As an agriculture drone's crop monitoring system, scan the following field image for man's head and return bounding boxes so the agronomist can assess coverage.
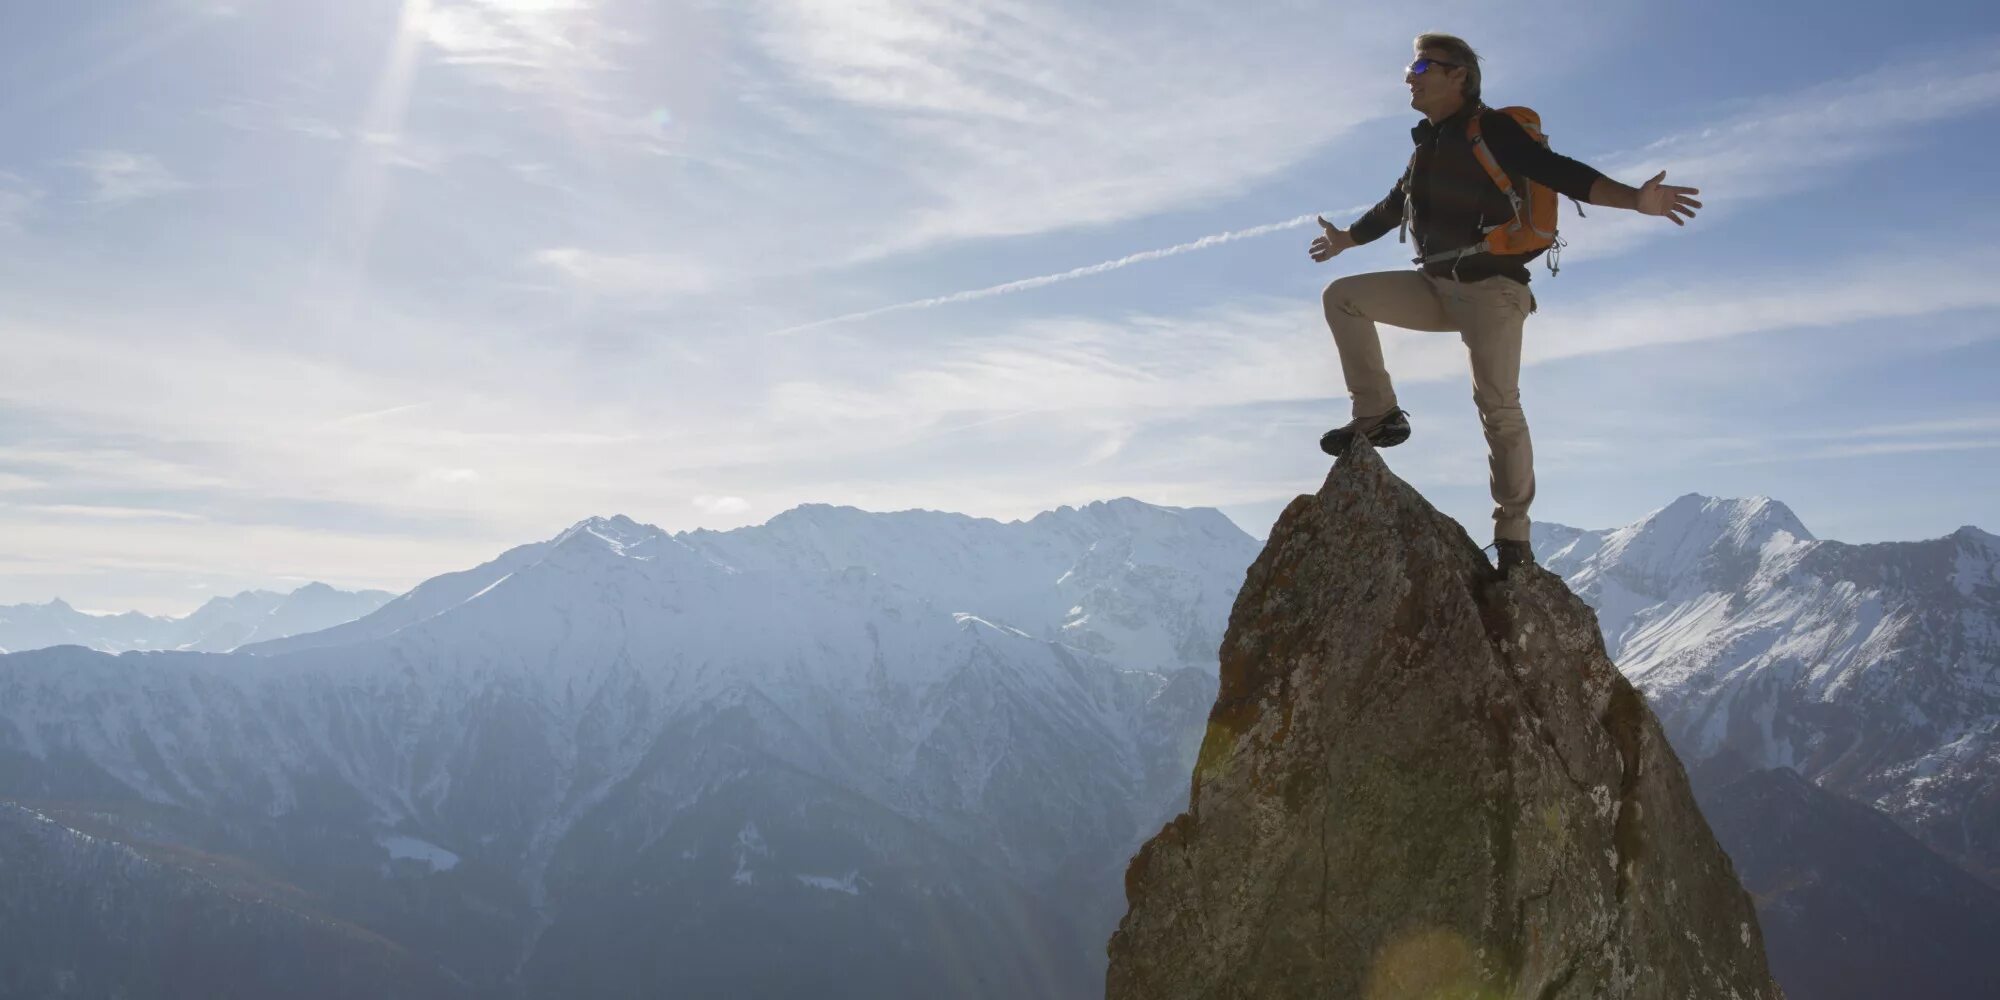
[1407,33,1480,120]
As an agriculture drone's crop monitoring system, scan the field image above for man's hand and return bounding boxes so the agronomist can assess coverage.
[1310,215,1356,262]
[1635,170,1702,225]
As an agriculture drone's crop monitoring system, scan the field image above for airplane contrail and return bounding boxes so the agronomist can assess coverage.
[767,205,1372,337]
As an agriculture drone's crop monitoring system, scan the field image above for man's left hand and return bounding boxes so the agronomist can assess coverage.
[1636,170,1702,225]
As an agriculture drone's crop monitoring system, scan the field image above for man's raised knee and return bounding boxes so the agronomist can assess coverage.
[1323,276,1364,317]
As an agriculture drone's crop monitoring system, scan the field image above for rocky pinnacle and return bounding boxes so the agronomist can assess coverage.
[1106,442,1783,1000]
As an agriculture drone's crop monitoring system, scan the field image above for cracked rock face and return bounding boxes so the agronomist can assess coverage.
[1106,443,1783,1000]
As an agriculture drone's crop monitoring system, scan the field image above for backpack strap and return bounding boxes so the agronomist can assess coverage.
[1415,241,1492,267]
[1465,111,1526,224]
[1395,148,1418,245]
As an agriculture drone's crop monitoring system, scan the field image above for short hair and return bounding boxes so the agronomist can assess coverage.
[1414,33,1481,104]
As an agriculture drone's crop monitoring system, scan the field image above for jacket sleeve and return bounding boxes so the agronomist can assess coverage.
[1347,183,1407,246]
[1478,111,1603,202]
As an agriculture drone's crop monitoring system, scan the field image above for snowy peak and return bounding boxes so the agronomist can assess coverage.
[555,514,670,555]
[1621,493,1814,559]
[1956,525,2000,547]
[1954,527,2000,600]
[544,517,726,585]
[1580,493,1814,601]
[178,590,287,636]
[1032,497,1241,542]
[246,517,725,657]
[762,502,872,527]
[242,583,398,649]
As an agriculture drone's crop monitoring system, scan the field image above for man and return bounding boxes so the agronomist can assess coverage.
[1310,33,1699,575]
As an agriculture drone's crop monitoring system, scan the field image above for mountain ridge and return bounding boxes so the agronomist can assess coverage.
[0,583,395,655]
[1,496,1257,997]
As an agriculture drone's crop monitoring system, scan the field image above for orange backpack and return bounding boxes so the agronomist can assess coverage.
[1467,106,1561,257]
[1401,105,1579,274]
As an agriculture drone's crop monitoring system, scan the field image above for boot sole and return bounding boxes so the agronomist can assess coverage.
[1318,425,1410,456]
[1369,424,1410,448]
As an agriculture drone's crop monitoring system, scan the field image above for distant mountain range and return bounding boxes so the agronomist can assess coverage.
[1,501,1255,998]
[0,492,1993,998]
[0,583,395,654]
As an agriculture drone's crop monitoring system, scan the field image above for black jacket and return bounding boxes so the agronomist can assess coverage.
[1349,103,1604,284]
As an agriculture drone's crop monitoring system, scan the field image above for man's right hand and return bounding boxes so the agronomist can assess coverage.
[1309,215,1355,262]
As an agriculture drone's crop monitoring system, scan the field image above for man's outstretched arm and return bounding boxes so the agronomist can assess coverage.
[1346,184,1407,245]
[1585,172,1702,225]
[1310,184,1404,262]
[1480,112,1702,225]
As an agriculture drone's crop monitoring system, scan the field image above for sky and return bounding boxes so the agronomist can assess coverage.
[2,0,1997,614]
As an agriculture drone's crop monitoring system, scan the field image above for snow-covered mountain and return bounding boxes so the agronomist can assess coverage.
[0,583,395,654]
[8,489,1993,996]
[246,502,1247,675]
[0,500,1257,998]
[1537,494,2000,883]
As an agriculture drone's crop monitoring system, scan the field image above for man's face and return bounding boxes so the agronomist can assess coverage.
[1405,47,1466,113]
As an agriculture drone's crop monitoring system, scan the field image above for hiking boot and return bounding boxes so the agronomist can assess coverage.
[1319,407,1411,456]
[1492,539,1536,575]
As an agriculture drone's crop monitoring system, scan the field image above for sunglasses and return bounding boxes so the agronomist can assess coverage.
[1406,57,1462,75]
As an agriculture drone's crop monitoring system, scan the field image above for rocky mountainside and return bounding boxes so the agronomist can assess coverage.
[0,802,474,1000]
[1697,766,2000,1000]
[0,499,1256,998]
[1537,495,2000,883]
[1108,444,1781,1000]
[0,583,395,654]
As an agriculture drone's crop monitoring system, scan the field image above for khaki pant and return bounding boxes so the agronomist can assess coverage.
[1321,269,1536,543]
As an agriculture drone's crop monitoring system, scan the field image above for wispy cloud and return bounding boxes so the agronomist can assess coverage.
[27,504,208,522]
[1706,414,2000,465]
[770,206,1370,336]
[1525,253,2000,367]
[1792,416,2000,441]
[1717,438,2000,465]
[361,130,451,172]
[0,444,236,494]
[420,0,612,77]
[414,0,652,145]
[1565,42,2000,260]
[206,98,345,140]
[743,0,1414,257]
[693,494,751,515]
[763,247,2000,430]
[328,402,432,427]
[531,246,716,298]
[67,150,188,204]
[777,42,2000,330]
